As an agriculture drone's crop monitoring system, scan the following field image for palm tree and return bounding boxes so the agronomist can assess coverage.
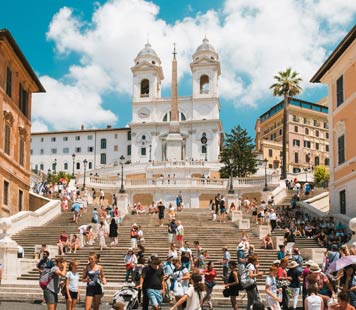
[270,68,302,179]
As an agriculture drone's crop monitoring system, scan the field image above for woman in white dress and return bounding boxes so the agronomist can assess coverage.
[304,285,324,310]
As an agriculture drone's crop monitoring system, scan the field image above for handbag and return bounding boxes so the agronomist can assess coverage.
[223,287,230,297]
[173,280,185,296]
[126,262,134,270]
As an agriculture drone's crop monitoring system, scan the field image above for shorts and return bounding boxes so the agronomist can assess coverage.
[146,288,163,306]
[65,290,78,300]
[220,208,226,214]
[176,235,183,242]
[86,283,103,296]
[159,214,164,219]
[44,288,58,304]
[252,211,257,216]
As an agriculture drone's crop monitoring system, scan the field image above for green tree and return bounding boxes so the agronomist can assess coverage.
[313,165,329,187]
[270,68,302,179]
[47,171,71,184]
[219,125,257,178]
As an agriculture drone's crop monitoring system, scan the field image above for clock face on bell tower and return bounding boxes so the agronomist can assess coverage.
[138,107,150,118]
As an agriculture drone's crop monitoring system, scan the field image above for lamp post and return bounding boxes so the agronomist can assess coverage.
[279,151,284,179]
[228,157,235,194]
[47,169,51,181]
[119,155,126,193]
[204,143,208,161]
[82,159,88,190]
[263,158,269,191]
[149,144,152,162]
[72,153,76,178]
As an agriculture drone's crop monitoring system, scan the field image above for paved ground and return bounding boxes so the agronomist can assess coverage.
[0,302,114,309]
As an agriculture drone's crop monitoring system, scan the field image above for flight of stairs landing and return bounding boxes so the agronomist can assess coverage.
[4,204,315,308]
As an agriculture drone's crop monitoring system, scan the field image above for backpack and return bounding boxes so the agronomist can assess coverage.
[238,263,254,290]
[39,268,54,290]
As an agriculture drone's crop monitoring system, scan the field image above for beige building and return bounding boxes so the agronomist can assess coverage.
[311,24,356,218]
[0,29,45,216]
[255,97,329,174]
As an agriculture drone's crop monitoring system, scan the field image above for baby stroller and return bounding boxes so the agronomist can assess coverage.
[112,283,139,310]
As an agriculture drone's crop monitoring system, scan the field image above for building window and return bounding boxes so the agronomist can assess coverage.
[293,139,300,147]
[294,152,299,163]
[304,141,311,148]
[279,129,282,135]
[41,138,44,142]
[30,149,33,155]
[87,135,93,140]
[76,162,80,170]
[128,131,131,141]
[306,153,310,163]
[313,119,319,127]
[141,148,146,156]
[75,147,81,153]
[326,145,329,152]
[315,130,319,137]
[303,118,307,124]
[326,132,329,139]
[114,145,119,151]
[127,145,131,156]
[200,75,209,94]
[75,136,80,141]
[292,115,298,122]
[340,190,346,214]
[315,156,320,166]
[18,190,23,212]
[19,83,29,117]
[40,149,44,155]
[63,137,68,141]
[64,163,68,170]
[305,128,309,135]
[63,148,69,153]
[268,149,273,157]
[336,75,344,107]
[294,126,298,133]
[324,122,328,129]
[3,180,9,205]
[316,143,320,150]
[6,67,12,97]
[88,162,92,169]
[338,135,345,165]
[101,138,107,149]
[51,137,56,142]
[40,163,44,170]
[51,148,57,154]
[114,134,118,139]
[140,79,149,97]
[4,125,11,155]
[19,140,24,166]
[100,153,106,164]
[88,147,94,152]
[325,158,329,166]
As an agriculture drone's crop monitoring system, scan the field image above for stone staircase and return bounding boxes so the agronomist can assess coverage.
[3,200,321,307]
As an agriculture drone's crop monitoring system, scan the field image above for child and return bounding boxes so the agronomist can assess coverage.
[65,260,80,310]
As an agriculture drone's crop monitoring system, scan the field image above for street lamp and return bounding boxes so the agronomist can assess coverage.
[149,144,152,162]
[47,169,51,181]
[228,157,235,194]
[53,158,57,174]
[204,143,208,161]
[82,159,88,190]
[72,153,76,178]
[119,155,126,193]
[263,158,269,191]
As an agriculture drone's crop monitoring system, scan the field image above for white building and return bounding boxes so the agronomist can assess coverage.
[31,126,131,175]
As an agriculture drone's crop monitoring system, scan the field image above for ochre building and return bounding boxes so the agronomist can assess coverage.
[0,29,45,216]
[311,24,356,218]
[255,97,329,174]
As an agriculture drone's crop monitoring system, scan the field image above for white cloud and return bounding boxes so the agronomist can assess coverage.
[32,76,117,131]
[31,120,49,133]
[32,0,356,128]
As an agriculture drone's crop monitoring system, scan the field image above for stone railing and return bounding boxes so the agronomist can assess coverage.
[8,195,61,236]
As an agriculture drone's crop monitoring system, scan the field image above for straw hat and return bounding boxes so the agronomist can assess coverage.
[287,261,299,269]
[305,260,314,266]
[309,263,321,273]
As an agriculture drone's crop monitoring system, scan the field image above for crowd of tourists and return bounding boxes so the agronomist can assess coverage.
[36,184,356,310]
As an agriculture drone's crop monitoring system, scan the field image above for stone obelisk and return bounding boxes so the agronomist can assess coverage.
[166,44,183,160]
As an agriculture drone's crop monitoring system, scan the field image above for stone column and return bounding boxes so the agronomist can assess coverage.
[0,218,19,281]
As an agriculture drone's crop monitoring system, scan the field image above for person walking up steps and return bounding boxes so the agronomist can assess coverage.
[157,200,166,227]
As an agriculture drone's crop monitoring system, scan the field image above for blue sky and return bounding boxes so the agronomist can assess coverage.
[2,0,356,137]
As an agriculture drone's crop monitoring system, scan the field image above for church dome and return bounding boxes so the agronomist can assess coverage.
[137,42,158,58]
[195,38,216,53]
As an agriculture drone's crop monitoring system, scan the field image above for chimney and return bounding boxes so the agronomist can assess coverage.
[80,124,84,130]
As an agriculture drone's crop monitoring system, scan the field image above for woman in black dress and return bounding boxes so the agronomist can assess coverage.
[109,218,118,246]
[225,261,239,310]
